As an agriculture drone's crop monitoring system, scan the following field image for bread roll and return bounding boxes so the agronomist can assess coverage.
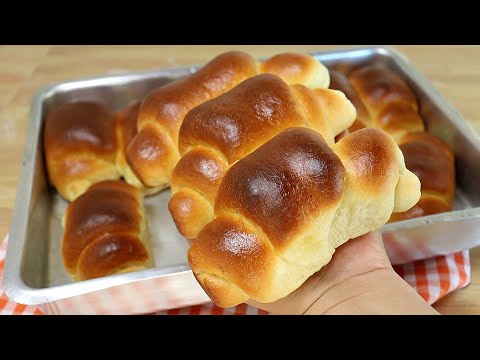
[169,74,356,240]
[188,127,421,307]
[259,52,329,88]
[115,101,160,195]
[43,101,120,201]
[62,180,151,281]
[389,132,455,221]
[347,64,425,141]
[126,51,330,190]
[329,66,455,221]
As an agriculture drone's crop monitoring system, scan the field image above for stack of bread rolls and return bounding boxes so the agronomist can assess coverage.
[168,73,421,307]
[169,74,356,240]
[62,180,150,281]
[125,51,330,191]
[43,51,334,281]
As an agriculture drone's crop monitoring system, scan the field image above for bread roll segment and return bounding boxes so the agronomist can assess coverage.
[188,127,420,307]
[43,101,120,201]
[115,101,160,195]
[62,180,151,281]
[329,70,370,130]
[126,51,331,190]
[330,66,425,141]
[115,101,141,185]
[169,74,356,241]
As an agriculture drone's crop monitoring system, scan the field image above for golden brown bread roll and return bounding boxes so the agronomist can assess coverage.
[115,101,160,195]
[348,65,425,141]
[188,127,421,307]
[389,132,455,221]
[62,180,151,281]
[330,66,425,141]
[126,51,330,190]
[329,66,456,221]
[43,101,120,201]
[169,74,356,240]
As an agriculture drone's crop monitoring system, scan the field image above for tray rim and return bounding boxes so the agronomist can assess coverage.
[4,46,480,305]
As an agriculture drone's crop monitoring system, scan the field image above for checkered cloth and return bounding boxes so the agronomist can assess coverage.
[0,235,471,315]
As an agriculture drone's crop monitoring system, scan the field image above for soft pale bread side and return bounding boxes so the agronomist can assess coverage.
[43,101,120,201]
[169,74,356,240]
[188,127,421,307]
[62,180,151,281]
[126,51,331,190]
[330,67,425,141]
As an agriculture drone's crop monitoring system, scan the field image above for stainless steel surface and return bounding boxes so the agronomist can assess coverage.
[4,47,480,310]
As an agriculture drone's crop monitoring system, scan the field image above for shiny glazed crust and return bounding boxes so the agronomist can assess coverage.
[62,180,151,281]
[188,127,420,307]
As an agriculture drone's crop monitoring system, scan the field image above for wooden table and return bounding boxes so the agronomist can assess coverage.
[0,45,479,314]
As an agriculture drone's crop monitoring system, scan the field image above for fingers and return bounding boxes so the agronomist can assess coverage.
[352,230,384,247]
[242,231,390,315]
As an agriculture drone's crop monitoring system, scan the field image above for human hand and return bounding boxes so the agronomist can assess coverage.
[248,231,439,315]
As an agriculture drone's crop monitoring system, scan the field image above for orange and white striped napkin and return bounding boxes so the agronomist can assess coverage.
[0,235,471,315]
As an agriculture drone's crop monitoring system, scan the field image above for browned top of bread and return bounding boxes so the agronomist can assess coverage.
[62,180,147,280]
[44,101,116,157]
[137,51,257,138]
[329,66,455,224]
[335,127,401,193]
[389,195,452,222]
[171,147,227,201]
[189,213,275,302]
[178,73,355,166]
[348,64,419,113]
[330,66,425,140]
[179,74,303,163]
[43,101,120,201]
[374,102,424,135]
[215,127,345,249]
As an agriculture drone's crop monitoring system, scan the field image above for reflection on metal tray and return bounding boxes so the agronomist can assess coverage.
[4,47,480,314]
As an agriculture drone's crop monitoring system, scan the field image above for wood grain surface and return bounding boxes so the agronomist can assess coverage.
[0,45,479,314]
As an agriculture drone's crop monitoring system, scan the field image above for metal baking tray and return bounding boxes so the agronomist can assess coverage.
[4,47,480,314]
